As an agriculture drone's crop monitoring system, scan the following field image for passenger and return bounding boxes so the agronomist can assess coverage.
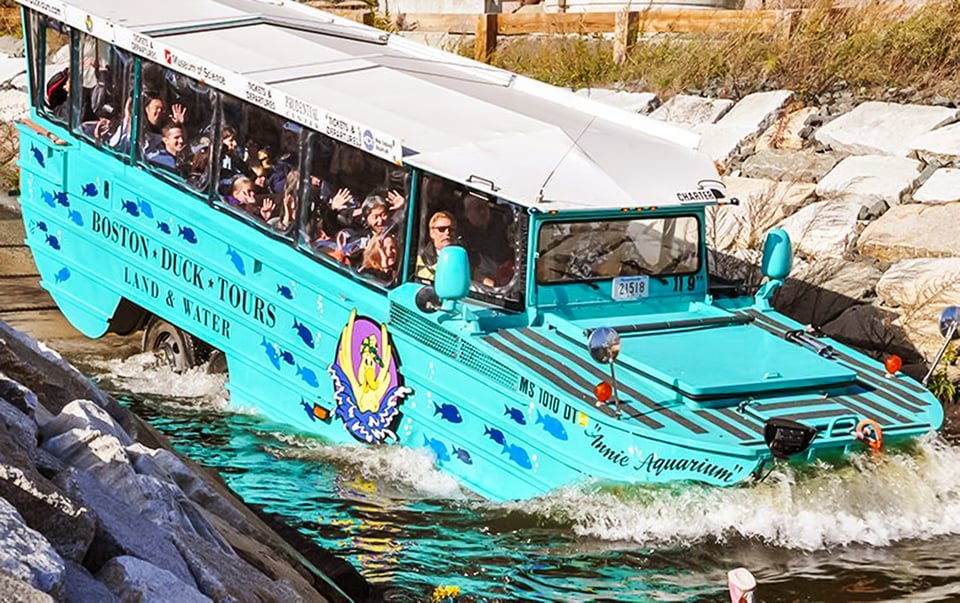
[361,233,399,284]
[268,122,300,195]
[142,95,186,153]
[341,193,390,264]
[267,170,300,236]
[146,123,186,172]
[218,125,252,192]
[461,195,513,287]
[416,210,456,281]
[88,95,132,151]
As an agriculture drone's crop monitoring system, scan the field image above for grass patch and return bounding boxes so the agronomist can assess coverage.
[487,0,960,102]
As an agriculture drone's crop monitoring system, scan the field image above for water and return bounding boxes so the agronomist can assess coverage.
[78,351,960,602]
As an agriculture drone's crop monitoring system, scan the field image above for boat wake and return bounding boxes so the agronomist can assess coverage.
[518,434,960,551]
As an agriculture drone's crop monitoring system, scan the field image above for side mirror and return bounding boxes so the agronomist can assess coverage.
[435,246,470,302]
[587,327,621,364]
[761,228,792,281]
[924,305,960,385]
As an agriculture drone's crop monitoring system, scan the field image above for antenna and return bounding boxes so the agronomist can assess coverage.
[536,116,597,204]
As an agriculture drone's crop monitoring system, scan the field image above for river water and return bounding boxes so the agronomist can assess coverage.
[67,348,960,602]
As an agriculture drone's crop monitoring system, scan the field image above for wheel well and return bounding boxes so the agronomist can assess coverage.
[109,298,149,336]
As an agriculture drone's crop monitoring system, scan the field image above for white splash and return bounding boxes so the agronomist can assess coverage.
[87,352,230,411]
[270,433,465,500]
[519,434,960,551]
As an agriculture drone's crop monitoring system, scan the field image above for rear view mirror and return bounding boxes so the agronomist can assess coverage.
[761,228,792,281]
[435,246,470,302]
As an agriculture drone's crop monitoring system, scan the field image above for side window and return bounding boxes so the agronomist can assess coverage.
[300,134,409,288]
[31,14,71,126]
[136,60,216,193]
[74,32,133,156]
[215,95,301,238]
[414,173,526,310]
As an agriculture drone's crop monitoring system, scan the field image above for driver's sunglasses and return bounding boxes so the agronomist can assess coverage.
[432,224,452,232]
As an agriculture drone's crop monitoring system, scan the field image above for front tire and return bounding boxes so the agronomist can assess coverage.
[141,317,200,373]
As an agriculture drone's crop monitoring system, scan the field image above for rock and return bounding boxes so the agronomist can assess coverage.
[0,35,24,58]
[0,321,139,437]
[0,463,96,563]
[0,395,39,468]
[0,497,65,597]
[777,199,865,259]
[820,304,921,361]
[912,168,960,203]
[815,155,922,207]
[707,177,815,252]
[40,399,134,447]
[707,248,763,285]
[755,106,819,152]
[96,556,211,603]
[0,57,24,87]
[858,203,960,262]
[740,148,840,182]
[0,89,27,123]
[42,427,132,475]
[574,88,659,113]
[814,101,957,156]
[0,568,55,602]
[875,258,960,309]
[775,259,884,327]
[62,559,119,603]
[0,372,40,418]
[908,121,960,165]
[173,531,303,603]
[649,94,733,126]
[52,467,195,587]
[696,90,794,165]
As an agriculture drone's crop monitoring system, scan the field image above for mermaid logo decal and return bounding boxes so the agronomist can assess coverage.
[329,310,411,443]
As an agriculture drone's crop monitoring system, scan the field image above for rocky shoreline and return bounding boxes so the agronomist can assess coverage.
[0,319,373,602]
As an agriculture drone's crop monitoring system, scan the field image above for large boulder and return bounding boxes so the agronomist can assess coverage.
[0,496,65,597]
[775,258,884,327]
[0,463,96,563]
[0,568,55,603]
[740,148,840,183]
[40,400,134,447]
[777,199,865,259]
[62,559,119,603]
[815,101,957,156]
[96,556,210,603]
[52,467,195,586]
[857,203,960,262]
[707,177,815,252]
[815,155,922,208]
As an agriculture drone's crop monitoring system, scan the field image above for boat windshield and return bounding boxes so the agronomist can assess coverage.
[536,215,701,284]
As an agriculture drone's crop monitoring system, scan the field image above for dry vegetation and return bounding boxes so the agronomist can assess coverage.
[485,0,960,103]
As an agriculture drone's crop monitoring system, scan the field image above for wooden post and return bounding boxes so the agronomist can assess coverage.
[613,11,638,66]
[475,13,498,64]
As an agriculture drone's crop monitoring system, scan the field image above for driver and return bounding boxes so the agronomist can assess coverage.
[416,211,455,281]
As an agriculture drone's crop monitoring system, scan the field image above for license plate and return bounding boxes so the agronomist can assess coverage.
[612,276,649,301]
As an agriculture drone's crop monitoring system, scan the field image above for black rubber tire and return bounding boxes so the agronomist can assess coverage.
[141,317,200,373]
[206,349,228,374]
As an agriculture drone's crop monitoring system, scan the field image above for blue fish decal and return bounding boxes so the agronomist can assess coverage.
[53,267,70,284]
[54,191,69,207]
[424,436,450,463]
[138,199,154,218]
[504,405,526,425]
[31,220,48,233]
[279,349,294,366]
[178,226,197,244]
[296,364,319,388]
[121,199,139,216]
[157,221,171,234]
[226,246,245,275]
[30,144,44,167]
[66,209,83,226]
[81,183,98,197]
[260,336,280,370]
[434,402,463,424]
[536,411,568,441]
[452,447,473,465]
[502,443,533,469]
[484,426,506,446]
[44,234,60,250]
[292,319,315,349]
[277,284,293,300]
[40,190,56,208]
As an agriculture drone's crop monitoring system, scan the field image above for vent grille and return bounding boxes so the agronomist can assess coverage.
[390,303,518,390]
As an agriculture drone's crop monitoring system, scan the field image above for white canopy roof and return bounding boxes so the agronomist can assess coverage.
[21,0,725,210]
